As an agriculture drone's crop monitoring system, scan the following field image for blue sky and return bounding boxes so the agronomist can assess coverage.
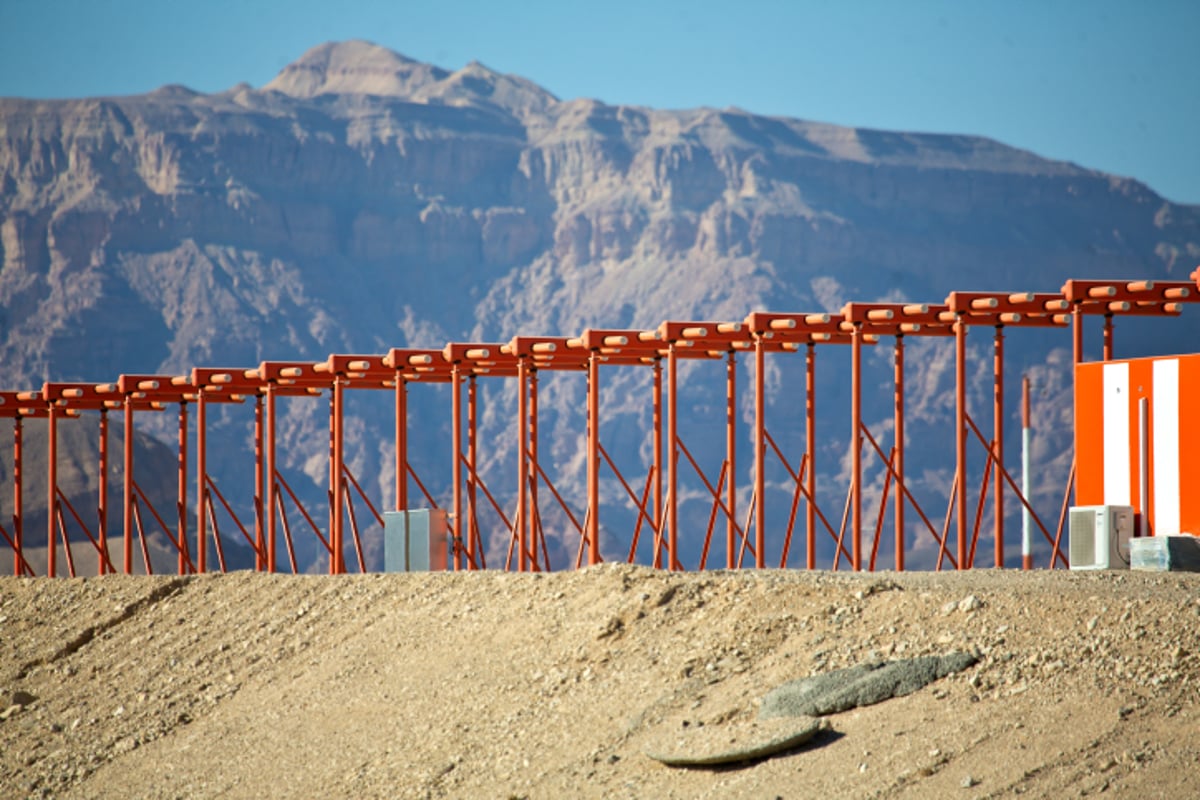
[2,0,1197,204]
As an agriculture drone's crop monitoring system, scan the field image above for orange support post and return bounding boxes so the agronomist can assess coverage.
[123,393,134,574]
[806,342,816,570]
[47,404,57,577]
[1021,375,1033,571]
[652,357,664,568]
[955,316,968,570]
[97,409,109,574]
[177,401,188,575]
[726,351,738,569]
[850,322,863,571]
[394,375,408,512]
[254,394,264,571]
[12,416,24,576]
[666,342,678,570]
[331,374,346,574]
[196,389,207,573]
[894,335,905,572]
[266,383,278,573]
[529,368,541,569]
[1103,313,1114,361]
[517,358,529,571]
[587,351,601,566]
[451,363,463,570]
[993,325,1005,568]
[754,334,766,571]
[467,374,479,568]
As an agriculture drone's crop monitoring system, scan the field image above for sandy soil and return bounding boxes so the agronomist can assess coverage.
[2,565,1199,799]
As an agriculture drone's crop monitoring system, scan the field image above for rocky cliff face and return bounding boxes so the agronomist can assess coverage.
[2,40,1198,571]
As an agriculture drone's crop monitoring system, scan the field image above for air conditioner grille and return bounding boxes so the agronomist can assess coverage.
[1069,508,1097,567]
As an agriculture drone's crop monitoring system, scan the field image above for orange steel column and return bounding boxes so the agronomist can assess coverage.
[726,351,738,569]
[196,389,207,573]
[667,341,678,569]
[123,393,134,574]
[753,334,766,570]
[517,357,529,571]
[394,375,408,512]
[99,408,109,575]
[805,342,817,570]
[587,351,601,566]
[254,394,264,572]
[331,374,346,574]
[177,401,188,575]
[529,369,540,569]
[894,335,905,572]
[850,322,863,571]
[955,316,968,569]
[652,358,663,568]
[467,374,478,569]
[1021,376,1033,570]
[12,416,23,576]
[993,325,1005,569]
[47,404,57,577]
[451,364,463,570]
[1103,313,1114,361]
[266,384,278,572]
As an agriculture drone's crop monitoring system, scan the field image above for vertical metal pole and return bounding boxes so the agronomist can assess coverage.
[1021,376,1032,570]
[123,394,134,575]
[894,335,905,572]
[994,325,1005,569]
[196,390,206,573]
[467,374,478,570]
[177,401,188,575]
[98,408,109,575]
[727,350,738,569]
[12,416,23,576]
[266,384,277,573]
[47,404,57,578]
[587,351,601,566]
[1103,313,1114,362]
[652,358,663,568]
[395,375,408,512]
[331,375,345,574]
[517,358,529,571]
[806,342,816,570]
[955,316,968,570]
[451,364,463,570]
[753,335,766,569]
[254,394,264,572]
[851,323,863,571]
[530,369,541,569]
[667,342,678,569]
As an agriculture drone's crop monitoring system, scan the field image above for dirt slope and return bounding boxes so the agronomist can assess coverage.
[2,565,1199,799]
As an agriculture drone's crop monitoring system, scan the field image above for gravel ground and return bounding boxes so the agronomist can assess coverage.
[2,565,1199,798]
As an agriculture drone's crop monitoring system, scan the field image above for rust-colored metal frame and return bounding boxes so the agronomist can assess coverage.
[4,275,1197,575]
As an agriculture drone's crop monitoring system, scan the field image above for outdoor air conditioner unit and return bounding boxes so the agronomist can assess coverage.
[1069,505,1134,570]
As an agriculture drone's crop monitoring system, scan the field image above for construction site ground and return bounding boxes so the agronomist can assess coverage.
[2,564,1198,798]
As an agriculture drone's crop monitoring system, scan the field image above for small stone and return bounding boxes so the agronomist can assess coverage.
[958,595,982,613]
[961,774,980,788]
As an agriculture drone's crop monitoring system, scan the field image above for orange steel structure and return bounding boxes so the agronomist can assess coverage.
[4,277,1198,577]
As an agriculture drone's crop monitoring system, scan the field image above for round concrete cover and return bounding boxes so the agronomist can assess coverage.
[644,716,823,767]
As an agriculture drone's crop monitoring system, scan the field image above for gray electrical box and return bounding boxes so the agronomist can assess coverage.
[383,509,449,572]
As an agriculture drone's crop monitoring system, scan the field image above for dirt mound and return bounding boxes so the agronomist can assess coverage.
[3,566,1199,798]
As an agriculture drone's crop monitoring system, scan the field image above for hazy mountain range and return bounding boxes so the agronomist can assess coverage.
[2,40,1197,571]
